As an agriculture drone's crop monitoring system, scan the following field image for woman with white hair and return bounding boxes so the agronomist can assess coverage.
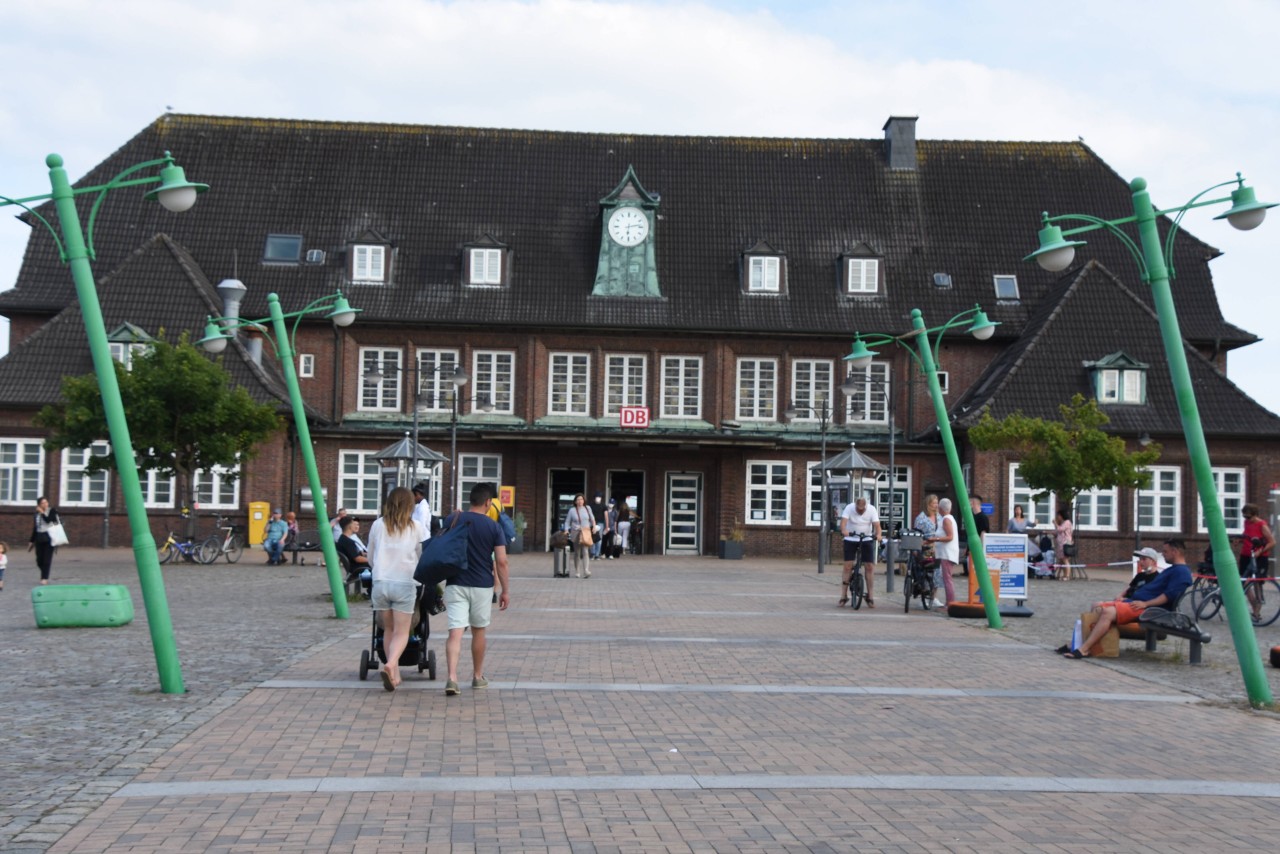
[932,497,960,608]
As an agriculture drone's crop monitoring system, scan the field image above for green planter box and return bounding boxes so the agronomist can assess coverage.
[32,584,134,628]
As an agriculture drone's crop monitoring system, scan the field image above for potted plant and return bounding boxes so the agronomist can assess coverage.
[509,510,527,554]
[718,522,745,560]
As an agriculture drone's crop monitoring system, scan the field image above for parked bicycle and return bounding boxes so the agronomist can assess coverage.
[200,514,245,564]
[1194,573,1280,627]
[158,530,212,565]
[899,529,937,612]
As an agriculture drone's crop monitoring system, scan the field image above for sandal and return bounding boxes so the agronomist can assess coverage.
[1063,649,1089,660]
[865,596,875,608]
[1054,644,1071,655]
[838,596,849,606]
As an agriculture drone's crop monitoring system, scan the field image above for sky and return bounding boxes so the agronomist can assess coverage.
[2,0,1277,409]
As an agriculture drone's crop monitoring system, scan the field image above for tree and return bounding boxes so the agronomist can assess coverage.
[35,333,283,535]
[968,394,1162,514]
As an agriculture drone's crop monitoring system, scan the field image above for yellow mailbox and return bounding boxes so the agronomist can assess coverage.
[248,501,270,546]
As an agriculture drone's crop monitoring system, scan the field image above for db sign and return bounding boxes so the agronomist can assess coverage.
[620,406,650,429]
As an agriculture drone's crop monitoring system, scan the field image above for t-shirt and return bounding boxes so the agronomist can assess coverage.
[411,499,433,540]
[840,502,880,539]
[1127,563,1192,607]
[441,510,505,589]
[972,511,990,537]
[336,534,367,568]
[367,518,427,584]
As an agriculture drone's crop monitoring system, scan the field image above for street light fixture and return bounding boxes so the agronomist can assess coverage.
[849,305,1004,629]
[1025,172,1276,706]
[784,394,832,574]
[840,369,897,593]
[0,151,209,694]
[199,290,359,620]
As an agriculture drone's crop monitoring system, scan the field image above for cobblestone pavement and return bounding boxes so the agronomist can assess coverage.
[1,548,1277,852]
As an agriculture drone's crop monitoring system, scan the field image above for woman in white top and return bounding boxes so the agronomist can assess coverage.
[366,486,428,691]
[932,498,960,607]
[562,493,594,578]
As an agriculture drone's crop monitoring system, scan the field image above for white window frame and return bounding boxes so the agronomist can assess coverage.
[60,443,111,507]
[0,439,44,505]
[993,274,1020,300]
[806,461,824,527]
[108,342,148,371]
[193,464,240,510]
[1008,463,1055,530]
[935,371,950,395]
[736,357,777,421]
[791,360,834,422]
[298,353,315,378]
[605,354,646,415]
[457,454,502,510]
[417,349,461,413]
[352,244,386,283]
[1076,485,1118,531]
[874,464,911,531]
[140,468,175,509]
[469,248,502,285]
[473,350,515,415]
[847,258,880,294]
[746,460,791,525]
[549,352,591,416]
[339,450,383,513]
[844,361,890,425]
[661,356,702,419]
[1199,467,1246,535]
[1099,368,1145,404]
[359,348,402,412]
[747,256,781,292]
[1136,465,1181,533]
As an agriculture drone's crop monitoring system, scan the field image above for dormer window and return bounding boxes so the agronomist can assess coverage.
[842,243,882,295]
[465,235,509,286]
[348,229,392,284]
[993,274,1020,300]
[741,241,786,295]
[1086,352,1148,405]
[106,323,154,371]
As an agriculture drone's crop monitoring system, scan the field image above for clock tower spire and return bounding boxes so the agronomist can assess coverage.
[593,165,661,298]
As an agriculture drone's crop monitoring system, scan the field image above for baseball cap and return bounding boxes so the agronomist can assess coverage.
[1133,547,1168,568]
[272,508,282,515]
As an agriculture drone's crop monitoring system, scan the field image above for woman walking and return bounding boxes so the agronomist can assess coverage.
[28,496,60,585]
[1053,508,1074,580]
[563,493,594,578]
[366,486,428,691]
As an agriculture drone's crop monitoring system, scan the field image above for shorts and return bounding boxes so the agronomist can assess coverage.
[446,584,494,630]
[843,538,875,564]
[1239,554,1271,578]
[1096,599,1142,625]
[371,579,418,614]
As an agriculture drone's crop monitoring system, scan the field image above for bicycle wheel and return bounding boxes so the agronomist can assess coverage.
[1195,589,1223,622]
[849,570,864,610]
[225,534,243,564]
[903,557,916,612]
[1248,579,1280,627]
[1187,577,1215,618]
[196,535,221,564]
[158,542,176,565]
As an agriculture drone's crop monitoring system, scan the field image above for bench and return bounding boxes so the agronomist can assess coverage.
[288,530,325,564]
[1117,608,1211,665]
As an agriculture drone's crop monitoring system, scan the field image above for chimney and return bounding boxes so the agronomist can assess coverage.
[883,116,918,170]
[216,278,247,325]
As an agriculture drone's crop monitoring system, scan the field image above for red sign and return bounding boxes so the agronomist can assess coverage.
[620,406,650,429]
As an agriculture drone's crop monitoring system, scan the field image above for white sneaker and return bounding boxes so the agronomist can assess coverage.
[931,599,946,609]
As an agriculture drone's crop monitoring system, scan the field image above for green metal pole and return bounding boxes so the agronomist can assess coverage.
[911,309,1002,629]
[267,294,349,619]
[47,153,185,693]
[1130,178,1271,705]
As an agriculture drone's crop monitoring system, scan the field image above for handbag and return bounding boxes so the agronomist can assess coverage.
[579,525,594,546]
[1062,543,1077,558]
[46,522,69,548]
[414,515,472,586]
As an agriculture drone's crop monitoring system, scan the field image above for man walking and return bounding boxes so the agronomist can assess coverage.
[443,483,510,696]
[411,482,433,541]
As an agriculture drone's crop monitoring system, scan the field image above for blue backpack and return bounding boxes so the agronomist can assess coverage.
[497,509,517,544]
[414,514,471,586]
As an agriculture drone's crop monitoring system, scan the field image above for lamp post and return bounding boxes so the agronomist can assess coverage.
[841,371,897,593]
[200,291,359,620]
[1,152,208,694]
[785,394,832,574]
[848,304,1003,629]
[1026,173,1275,706]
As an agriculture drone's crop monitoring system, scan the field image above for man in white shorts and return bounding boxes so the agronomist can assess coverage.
[839,496,882,608]
[441,482,509,696]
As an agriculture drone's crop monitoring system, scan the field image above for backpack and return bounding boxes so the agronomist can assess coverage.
[497,509,517,544]
[414,514,472,586]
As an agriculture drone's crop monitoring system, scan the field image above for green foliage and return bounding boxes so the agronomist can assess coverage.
[35,332,283,490]
[968,394,1162,508]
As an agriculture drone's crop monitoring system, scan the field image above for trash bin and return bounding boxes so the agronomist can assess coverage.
[248,501,270,546]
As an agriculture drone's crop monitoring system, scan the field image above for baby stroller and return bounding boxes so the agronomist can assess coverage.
[358,576,440,682]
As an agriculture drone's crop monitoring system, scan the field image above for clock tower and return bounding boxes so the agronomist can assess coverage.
[593,166,661,297]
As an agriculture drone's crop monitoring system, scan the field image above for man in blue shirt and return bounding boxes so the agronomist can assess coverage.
[441,482,509,695]
[1064,539,1193,659]
[263,508,289,565]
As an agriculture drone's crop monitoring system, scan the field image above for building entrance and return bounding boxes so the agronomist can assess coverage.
[547,469,587,549]
[665,472,702,555]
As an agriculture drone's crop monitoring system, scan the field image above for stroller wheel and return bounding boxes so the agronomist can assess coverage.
[427,649,437,680]
[359,649,371,681]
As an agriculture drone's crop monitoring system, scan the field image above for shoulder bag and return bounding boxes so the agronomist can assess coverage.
[414,514,472,586]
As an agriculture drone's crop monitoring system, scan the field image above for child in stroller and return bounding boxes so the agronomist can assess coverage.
[359,577,443,682]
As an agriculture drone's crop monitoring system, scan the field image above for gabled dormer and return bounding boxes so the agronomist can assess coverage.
[348,228,393,285]
[839,242,883,297]
[741,240,787,295]
[106,322,154,370]
[1085,351,1149,405]
[464,233,510,287]
[592,165,661,298]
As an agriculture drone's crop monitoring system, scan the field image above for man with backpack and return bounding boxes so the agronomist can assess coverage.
[440,482,509,696]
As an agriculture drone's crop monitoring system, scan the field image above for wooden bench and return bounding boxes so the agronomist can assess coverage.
[1117,608,1211,664]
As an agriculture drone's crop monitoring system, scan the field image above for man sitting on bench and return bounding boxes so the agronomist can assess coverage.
[336,515,370,576]
[1061,539,1193,659]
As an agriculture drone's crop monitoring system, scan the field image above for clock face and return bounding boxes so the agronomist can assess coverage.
[608,207,650,247]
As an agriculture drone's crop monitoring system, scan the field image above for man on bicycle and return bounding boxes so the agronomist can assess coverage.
[839,496,881,608]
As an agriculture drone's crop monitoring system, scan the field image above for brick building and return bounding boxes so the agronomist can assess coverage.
[0,113,1276,561]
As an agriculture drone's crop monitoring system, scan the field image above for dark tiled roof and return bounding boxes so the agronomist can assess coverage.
[0,233,305,414]
[0,115,1253,348]
[951,260,1280,438]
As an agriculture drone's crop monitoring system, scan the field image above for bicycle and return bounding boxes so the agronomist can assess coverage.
[158,530,213,565]
[842,532,878,610]
[899,530,936,613]
[200,514,244,564]
[1194,573,1280,627]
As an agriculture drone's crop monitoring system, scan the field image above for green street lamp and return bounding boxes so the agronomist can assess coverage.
[199,290,359,619]
[848,305,1003,629]
[0,152,208,694]
[1026,173,1276,707]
